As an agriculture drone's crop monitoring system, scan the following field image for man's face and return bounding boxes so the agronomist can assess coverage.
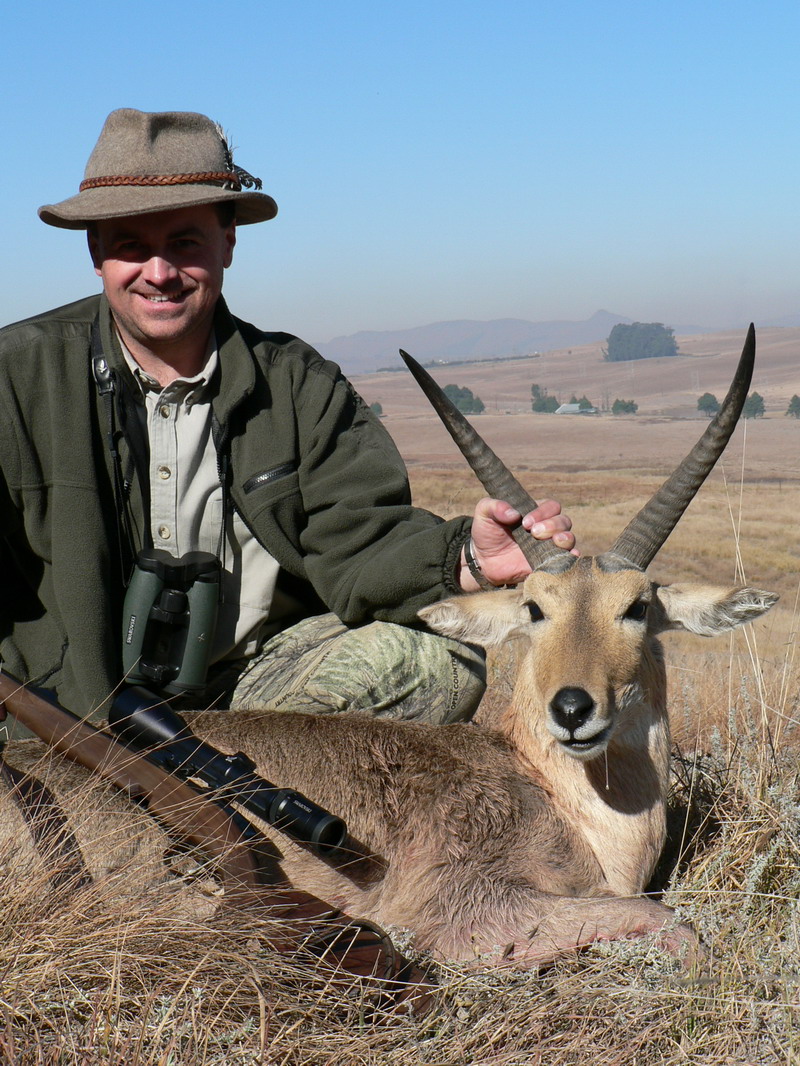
[89,204,236,362]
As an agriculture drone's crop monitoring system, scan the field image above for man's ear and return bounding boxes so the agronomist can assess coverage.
[223,223,236,269]
[87,229,102,275]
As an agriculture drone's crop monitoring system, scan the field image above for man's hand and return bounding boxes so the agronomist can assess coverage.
[458,498,577,592]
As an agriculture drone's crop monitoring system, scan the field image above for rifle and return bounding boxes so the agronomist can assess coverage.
[0,671,431,1012]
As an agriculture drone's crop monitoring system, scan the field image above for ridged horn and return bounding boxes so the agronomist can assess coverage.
[400,350,574,573]
[599,324,755,572]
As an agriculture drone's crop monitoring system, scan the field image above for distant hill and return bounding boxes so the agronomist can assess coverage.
[316,311,635,374]
[315,311,723,374]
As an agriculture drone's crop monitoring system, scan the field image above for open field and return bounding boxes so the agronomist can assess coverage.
[353,326,800,422]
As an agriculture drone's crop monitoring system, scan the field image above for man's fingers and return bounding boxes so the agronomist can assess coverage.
[552,529,577,550]
[521,498,569,528]
[473,497,521,524]
[527,517,572,537]
[524,497,562,523]
[472,496,577,553]
[524,504,576,552]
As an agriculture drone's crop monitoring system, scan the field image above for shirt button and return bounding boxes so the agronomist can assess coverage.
[157,465,172,480]
[159,404,171,418]
[157,525,171,540]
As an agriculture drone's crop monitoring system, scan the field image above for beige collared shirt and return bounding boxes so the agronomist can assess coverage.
[122,340,288,662]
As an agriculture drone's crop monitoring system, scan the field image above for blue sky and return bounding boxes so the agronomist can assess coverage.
[2,0,798,343]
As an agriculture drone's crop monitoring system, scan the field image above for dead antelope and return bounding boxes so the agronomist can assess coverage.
[0,327,776,968]
[171,325,776,964]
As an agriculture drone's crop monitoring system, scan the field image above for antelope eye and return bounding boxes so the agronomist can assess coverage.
[527,602,544,623]
[624,600,648,622]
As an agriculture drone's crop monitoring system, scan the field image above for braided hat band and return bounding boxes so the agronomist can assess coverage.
[80,172,239,191]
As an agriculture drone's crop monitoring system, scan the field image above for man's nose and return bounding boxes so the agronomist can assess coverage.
[142,256,180,285]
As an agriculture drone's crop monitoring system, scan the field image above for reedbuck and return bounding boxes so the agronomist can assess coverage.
[0,327,776,968]
[185,325,775,964]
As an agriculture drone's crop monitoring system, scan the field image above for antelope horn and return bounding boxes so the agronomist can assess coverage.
[400,350,574,573]
[599,324,755,572]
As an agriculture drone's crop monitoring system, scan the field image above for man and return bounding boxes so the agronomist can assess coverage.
[0,109,573,721]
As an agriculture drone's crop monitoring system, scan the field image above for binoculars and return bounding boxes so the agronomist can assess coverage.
[122,549,220,695]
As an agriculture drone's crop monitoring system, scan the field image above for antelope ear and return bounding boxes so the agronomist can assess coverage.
[654,584,778,636]
[419,589,528,647]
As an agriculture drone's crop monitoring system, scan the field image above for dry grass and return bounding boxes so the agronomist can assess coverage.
[1,468,798,1064]
[2,708,799,1065]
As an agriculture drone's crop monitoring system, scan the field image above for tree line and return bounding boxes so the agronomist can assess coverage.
[371,379,800,422]
[369,387,486,417]
[531,384,637,415]
[698,392,800,419]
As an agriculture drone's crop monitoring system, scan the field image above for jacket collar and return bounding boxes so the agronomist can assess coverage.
[211,296,258,424]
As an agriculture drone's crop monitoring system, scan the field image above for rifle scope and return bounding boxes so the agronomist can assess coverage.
[108,687,347,855]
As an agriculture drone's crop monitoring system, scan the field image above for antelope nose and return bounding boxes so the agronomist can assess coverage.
[550,687,595,733]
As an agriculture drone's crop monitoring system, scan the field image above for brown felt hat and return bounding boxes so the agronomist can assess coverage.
[38,108,278,229]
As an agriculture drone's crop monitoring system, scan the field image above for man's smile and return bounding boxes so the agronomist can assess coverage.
[135,289,192,305]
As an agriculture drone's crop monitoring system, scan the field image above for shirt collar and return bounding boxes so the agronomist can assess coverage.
[119,333,219,403]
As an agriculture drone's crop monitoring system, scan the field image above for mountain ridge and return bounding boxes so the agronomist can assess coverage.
[315,310,719,373]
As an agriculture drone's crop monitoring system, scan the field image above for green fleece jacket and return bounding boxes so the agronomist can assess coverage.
[0,294,471,715]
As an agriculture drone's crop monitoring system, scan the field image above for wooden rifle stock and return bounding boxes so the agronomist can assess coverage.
[0,671,432,1011]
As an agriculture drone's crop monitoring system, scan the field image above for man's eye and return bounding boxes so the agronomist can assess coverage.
[527,602,544,623]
